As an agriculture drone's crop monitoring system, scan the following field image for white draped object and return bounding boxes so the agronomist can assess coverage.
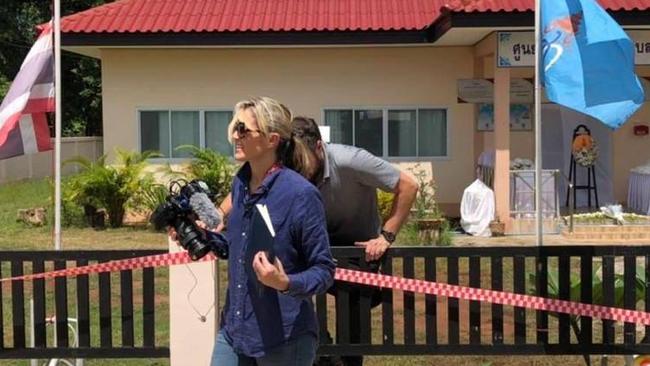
[461,179,495,237]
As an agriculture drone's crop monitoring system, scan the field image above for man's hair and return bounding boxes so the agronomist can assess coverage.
[292,116,322,152]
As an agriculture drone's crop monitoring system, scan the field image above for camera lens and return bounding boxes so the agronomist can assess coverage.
[176,219,211,261]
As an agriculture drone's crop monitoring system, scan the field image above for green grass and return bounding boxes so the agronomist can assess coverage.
[0,178,170,366]
[0,178,53,240]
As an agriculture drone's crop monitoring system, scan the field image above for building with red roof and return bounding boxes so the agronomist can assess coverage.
[60,0,650,244]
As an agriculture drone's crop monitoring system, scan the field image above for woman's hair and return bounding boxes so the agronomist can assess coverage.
[227,96,315,177]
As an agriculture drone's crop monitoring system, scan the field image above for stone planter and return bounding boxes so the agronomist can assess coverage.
[489,220,505,237]
[414,218,445,245]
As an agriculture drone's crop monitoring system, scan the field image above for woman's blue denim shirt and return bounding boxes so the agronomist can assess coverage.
[220,163,335,357]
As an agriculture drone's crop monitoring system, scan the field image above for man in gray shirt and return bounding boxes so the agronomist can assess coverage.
[292,117,417,366]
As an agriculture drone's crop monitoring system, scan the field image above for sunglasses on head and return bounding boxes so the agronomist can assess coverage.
[234,121,261,138]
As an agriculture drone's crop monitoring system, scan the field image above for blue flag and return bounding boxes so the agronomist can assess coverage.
[541,0,645,129]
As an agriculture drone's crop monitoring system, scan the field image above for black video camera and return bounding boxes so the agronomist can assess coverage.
[150,179,228,261]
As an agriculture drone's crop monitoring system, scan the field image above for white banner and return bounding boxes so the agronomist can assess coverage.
[497,30,650,67]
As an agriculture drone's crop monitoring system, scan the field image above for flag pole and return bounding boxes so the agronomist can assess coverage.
[534,0,543,247]
[53,0,62,250]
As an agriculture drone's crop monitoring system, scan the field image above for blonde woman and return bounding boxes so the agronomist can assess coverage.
[211,97,335,366]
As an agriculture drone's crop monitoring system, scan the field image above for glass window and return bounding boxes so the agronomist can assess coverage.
[324,110,353,145]
[323,107,448,158]
[418,109,447,157]
[140,111,170,157]
[388,110,416,157]
[354,109,383,156]
[205,111,233,156]
[170,111,200,158]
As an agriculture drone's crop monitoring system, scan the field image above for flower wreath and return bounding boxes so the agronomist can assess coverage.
[572,134,598,167]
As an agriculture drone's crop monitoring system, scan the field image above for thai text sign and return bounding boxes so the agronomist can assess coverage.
[497,30,650,67]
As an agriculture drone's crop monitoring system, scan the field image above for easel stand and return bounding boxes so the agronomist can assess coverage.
[565,124,599,209]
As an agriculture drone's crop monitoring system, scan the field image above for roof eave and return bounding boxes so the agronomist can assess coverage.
[61,29,432,48]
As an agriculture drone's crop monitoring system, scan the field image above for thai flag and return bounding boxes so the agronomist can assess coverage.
[0,22,54,160]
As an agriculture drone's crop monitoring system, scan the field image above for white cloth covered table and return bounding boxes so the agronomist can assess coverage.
[510,170,559,218]
[461,179,495,237]
[627,171,650,215]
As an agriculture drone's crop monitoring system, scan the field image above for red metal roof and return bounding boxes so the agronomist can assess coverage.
[60,0,650,34]
[60,0,443,33]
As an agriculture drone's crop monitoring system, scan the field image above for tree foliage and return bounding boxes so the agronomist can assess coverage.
[0,0,106,136]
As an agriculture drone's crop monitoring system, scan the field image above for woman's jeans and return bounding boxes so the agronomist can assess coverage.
[211,330,318,366]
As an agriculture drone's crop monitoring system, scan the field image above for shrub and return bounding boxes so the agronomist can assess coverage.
[171,146,235,203]
[64,149,160,228]
[61,180,87,227]
[377,190,394,223]
[407,163,441,219]
[437,220,453,246]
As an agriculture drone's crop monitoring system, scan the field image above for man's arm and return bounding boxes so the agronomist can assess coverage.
[355,171,418,261]
[383,171,418,235]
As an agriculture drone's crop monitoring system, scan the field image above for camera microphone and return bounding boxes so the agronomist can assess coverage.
[189,192,222,230]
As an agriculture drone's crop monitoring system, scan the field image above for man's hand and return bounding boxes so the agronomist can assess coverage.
[354,235,390,262]
[252,252,290,292]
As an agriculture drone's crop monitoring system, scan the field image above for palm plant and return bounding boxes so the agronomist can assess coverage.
[64,149,160,228]
[167,145,235,203]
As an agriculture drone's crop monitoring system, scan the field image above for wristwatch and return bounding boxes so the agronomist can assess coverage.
[381,229,396,245]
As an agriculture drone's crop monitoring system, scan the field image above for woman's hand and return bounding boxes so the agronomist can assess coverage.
[252,252,290,292]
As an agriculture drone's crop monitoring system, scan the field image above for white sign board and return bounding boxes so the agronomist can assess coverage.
[497,30,650,67]
[497,32,535,68]
[628,30,650,65]
[457,78,534,103]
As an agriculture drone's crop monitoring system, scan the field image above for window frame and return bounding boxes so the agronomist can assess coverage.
[321,105,451,161]
[137,107,234,162]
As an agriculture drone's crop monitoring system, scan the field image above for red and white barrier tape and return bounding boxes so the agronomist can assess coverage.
[335,268,650,326]
[0,251,214,282]
[2,251,650,326]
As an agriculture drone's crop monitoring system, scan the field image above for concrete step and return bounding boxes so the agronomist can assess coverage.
[567,225,650,233]
[509,218,559,235]
[562,225,650,242]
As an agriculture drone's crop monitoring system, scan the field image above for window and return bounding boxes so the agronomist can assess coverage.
[324,107,448,158]
[139,109,233,158]
[205,111,233,156]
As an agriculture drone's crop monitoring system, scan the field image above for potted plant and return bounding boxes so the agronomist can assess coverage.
[489,218,505,237]
[408,164,445,245]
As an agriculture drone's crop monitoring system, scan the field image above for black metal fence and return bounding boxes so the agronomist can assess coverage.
[0,250,168,359]
[1,246,649,360]
[317,246,650,356]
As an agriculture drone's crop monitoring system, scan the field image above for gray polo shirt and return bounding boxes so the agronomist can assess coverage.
[317,143,400,246]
